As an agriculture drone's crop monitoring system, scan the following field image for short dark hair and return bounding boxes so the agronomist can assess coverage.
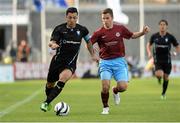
[102,8,113,18]
[159,19,168,25]
[66,7,78,15]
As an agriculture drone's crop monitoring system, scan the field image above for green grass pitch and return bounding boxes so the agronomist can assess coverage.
[0,77,180,122]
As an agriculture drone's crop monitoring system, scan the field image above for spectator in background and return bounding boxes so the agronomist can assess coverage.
[10,42,17,62]
[17,40,30,62]
[0,49,3,63]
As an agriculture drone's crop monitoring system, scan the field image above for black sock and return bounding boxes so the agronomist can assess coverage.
[45,81,65,104]
[162,80,169,95]
[45,84,54,96]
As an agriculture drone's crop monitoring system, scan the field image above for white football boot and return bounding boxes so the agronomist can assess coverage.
[101,107,109,115]
[112,87,120,105]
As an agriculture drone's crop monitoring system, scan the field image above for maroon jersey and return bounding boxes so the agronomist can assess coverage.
[91,23,133,59]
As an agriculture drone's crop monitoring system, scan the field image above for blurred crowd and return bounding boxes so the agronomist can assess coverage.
[0,40,31,64]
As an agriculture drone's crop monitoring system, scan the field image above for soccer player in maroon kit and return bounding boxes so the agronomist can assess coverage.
[91,8,149,114]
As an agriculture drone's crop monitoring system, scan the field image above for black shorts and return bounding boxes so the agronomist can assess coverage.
[154,62,172,75]
[47,56,76,83]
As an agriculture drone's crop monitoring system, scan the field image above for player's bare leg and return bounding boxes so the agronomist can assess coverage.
[155,70,163,84]
[112,82,128,105]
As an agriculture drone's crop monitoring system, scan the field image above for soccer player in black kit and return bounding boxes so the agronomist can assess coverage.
[40,7,98,112]
[147,19,180,99]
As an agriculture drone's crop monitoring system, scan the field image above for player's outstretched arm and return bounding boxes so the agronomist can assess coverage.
[131,25,150,39]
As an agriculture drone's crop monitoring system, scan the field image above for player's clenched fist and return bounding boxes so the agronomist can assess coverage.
[48,41,60,50]
[143,25,150,34]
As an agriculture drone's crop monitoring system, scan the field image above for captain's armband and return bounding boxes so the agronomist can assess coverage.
[83,35,91,43]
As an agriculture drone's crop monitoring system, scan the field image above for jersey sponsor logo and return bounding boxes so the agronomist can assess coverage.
[105,41,118,46]
[156,44,168,48]
[67,41,80,44]
[63,40,80,44]
[116,32,120,37]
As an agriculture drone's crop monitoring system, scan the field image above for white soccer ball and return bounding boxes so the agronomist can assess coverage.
[54,102,70,116]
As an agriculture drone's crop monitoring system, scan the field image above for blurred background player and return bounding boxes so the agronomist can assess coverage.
[40,7,98,112]
[91,8,149,114]
[144,57,155,76]
[146,19,180,99]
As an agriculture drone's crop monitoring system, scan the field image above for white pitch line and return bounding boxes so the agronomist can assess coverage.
[0,89,42,118]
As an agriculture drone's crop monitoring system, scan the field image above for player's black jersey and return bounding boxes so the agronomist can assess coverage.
[50,23,89,65]
[149,32,179,63]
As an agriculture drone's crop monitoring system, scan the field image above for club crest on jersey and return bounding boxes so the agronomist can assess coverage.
[116,32,120,37]
[165,38,168,42]
[76,31,80,36]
